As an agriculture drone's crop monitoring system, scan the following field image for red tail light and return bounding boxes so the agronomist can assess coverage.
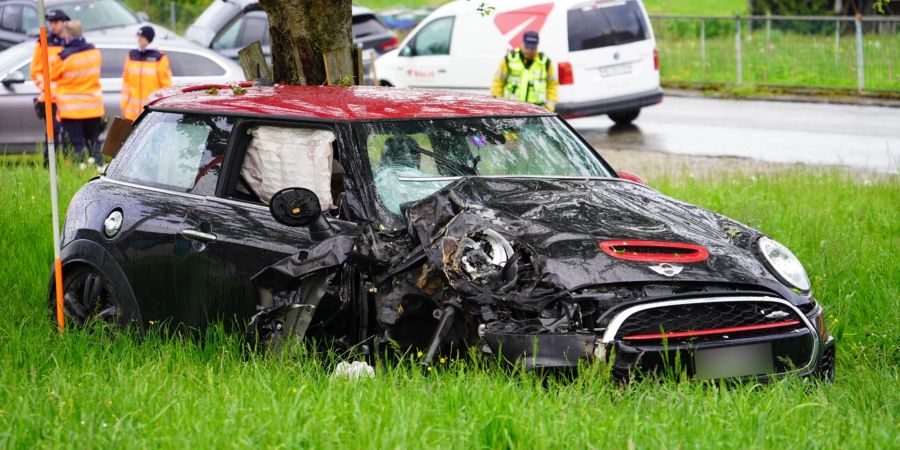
[379,36,399,52]
[653,47,659,71]
[558,62,574,85]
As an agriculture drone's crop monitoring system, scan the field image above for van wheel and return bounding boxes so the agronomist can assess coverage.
[609,109,640,125]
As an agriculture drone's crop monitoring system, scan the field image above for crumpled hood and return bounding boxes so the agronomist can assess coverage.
[406,177,780,292]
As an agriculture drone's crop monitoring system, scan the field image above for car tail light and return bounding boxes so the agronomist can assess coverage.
[653,48,659,71]
[558,62,574,85]
[379,36,399,52]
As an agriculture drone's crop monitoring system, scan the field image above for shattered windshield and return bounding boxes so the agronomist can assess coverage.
[356,116,612,214]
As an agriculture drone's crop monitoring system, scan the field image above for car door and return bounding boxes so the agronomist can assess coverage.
[0,53,43,152]
[393,16,455,89]
[102,111,236,329]
[180,120,344,327]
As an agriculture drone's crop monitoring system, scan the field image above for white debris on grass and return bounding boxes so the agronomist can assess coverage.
[331,361,375,380]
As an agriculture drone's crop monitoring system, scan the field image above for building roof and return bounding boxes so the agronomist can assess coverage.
[146,84,551,121]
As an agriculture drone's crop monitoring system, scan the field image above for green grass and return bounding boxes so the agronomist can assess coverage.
[1,158,898,448]
[653,20,900,92]
[643,0,747,15]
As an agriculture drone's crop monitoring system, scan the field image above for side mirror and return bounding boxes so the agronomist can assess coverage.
[2,71,25,88]
[136,11,150,22]
[618,171,647,185]
[399,46,413,57]
[269,187,335,241]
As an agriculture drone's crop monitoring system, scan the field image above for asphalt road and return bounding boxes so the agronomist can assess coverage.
[571,96,900,174]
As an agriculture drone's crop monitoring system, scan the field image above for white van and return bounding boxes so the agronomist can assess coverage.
[374,0,663,124]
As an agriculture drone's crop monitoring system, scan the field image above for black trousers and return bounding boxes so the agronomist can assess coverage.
[34,101,60,165]
[61,118,103,166]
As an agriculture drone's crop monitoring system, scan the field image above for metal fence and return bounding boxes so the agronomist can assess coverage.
[651,15,900,92]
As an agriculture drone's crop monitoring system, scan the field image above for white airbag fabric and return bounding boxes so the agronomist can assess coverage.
[241,126,335,210]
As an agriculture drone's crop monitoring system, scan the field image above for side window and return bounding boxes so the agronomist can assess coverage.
[411,17,454,56]
[167,51,226,76]
[22,6,37,33]
[100,48,128,78]
[240,15,269,48]
[212,15,243,50]
[0,5,22,32]
[106,112,235,195]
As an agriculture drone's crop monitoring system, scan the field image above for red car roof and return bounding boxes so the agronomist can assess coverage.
[146,84,551,120]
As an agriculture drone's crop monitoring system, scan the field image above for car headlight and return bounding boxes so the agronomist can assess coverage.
[455,229,513,283]
[757,236,810,291]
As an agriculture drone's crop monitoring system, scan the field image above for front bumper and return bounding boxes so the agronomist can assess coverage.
[483,295,835,381]
[556,87,664,119]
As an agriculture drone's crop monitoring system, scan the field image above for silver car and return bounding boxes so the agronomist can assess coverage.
[0,37,244,153]
[0,0,177,51]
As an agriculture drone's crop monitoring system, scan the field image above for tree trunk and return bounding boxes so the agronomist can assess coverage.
[258,0,353,85]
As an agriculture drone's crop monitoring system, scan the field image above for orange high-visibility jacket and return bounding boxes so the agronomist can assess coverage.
[121,49,173,121]
[30,34,65,102]
[50,38,104,120]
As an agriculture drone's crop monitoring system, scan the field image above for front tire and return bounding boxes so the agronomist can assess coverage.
[49,265,124,329]
[609,109,641,125]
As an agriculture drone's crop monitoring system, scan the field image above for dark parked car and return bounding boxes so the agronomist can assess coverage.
[0,0,175,51]
[52,83,835,381]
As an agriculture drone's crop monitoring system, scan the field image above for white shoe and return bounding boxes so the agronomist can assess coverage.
[87,157,96,165]
[78,162,87,170]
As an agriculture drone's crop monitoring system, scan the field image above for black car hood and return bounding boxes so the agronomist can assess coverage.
[405,177,779,292]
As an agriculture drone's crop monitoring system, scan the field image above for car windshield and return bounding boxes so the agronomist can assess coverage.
[58,0,138,31]
[357,116,612,214]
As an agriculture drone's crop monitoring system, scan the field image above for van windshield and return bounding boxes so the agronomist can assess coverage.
[568,0,649,52]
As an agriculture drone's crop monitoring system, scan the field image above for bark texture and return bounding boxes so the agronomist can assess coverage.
[258,0,353,85]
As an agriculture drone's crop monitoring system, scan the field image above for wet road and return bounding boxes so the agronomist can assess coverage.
[571,96,900,173]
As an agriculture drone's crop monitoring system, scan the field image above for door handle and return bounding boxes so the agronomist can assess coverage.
[437,69,447,73]
[182,228,217,242]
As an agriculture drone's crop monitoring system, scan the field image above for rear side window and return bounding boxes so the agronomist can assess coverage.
[168,51,226,76]
[568,0,648,52]
[106,112,235,195]
[352,14,388,39]
[100,48,128,78]
[22,6,37,33]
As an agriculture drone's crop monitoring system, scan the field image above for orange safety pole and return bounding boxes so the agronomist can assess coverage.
[37,0,65,333]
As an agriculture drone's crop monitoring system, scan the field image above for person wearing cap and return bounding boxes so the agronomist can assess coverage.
[120,26,172,121]
[50,20,104,169]
[491,31,558,112]
[30,9,69,167]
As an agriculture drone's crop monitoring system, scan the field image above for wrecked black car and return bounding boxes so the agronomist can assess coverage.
[52,84,835,381]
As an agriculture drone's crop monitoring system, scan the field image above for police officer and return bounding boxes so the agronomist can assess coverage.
[31,9,69,167]
[491,31,559,112]
[121,26,172,121]
[50,20,104,170]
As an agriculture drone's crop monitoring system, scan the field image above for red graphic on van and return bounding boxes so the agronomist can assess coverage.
[493,3,555,48]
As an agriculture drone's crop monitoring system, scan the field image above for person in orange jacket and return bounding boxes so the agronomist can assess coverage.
[50,20,105,169]
[30,9,69,167]
[121,26,172,121]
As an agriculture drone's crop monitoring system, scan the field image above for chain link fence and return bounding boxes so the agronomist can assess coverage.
[651,15,900,93]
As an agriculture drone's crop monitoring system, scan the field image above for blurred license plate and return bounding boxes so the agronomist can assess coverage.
[598,63,632,77]
[695,343,774,380]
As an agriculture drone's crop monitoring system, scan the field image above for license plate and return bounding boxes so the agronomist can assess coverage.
[694,343,774,380]
[598,63,632,77]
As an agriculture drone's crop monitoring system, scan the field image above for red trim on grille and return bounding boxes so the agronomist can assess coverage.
[598,240,709,263]
[623,320,801,341]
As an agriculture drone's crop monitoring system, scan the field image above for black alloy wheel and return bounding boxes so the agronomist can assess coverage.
[53,266,121,328]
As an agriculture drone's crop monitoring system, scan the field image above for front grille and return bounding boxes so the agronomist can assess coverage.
[615,300,804,342]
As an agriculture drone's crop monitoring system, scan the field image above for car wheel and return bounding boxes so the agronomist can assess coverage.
[608,109,641,125]
[50,265,123,329]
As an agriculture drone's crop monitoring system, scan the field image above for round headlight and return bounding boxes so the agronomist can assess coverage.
[757,236,810,291]
[455,229,513,283]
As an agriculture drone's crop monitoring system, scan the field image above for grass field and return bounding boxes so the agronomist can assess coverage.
[1,157,898,448]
